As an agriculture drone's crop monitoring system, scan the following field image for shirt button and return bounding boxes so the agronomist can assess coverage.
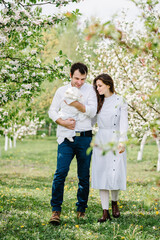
[113,169,115,171]
[114,160,116,162]
[114,124,116,126]
[115,115,117,117]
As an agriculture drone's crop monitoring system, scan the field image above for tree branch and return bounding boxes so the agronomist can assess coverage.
[21,1,54,7]
[1,0,8,7]
[113,48,160,116]
[113,48,138,90]
[0,55,56,72]
[147,103,160,115]
[128,103,147,122]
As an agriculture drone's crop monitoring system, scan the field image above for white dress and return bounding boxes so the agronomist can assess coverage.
[91,93,128,190]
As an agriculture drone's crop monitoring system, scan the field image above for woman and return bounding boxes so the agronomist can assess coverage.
[91,73,128,223]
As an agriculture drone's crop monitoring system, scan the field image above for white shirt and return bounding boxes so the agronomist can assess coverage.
[48,82,97,132]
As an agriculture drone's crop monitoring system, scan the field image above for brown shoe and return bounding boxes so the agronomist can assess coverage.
[77,211,85,219]
[112,201,120,218]
[49,211,61,225]
[98,209,111,223]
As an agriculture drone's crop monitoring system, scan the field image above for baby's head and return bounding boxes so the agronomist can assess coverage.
[65,87,82,101]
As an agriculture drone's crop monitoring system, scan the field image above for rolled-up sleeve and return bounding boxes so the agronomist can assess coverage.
[119,99,128,143]
[48,88,61,122]
[85,87,97,118]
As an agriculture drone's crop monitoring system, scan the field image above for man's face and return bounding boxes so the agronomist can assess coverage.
[70,69,87,89]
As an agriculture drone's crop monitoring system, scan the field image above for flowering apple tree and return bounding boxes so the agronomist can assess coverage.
[0,0,81,147]
[80,0,160,170]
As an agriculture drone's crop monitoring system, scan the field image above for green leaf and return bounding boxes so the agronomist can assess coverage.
[86,147,92,155]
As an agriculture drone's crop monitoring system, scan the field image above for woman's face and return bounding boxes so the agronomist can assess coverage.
[96,79,110,95]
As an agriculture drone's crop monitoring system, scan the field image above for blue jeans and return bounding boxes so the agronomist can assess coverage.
[51,136,92,212]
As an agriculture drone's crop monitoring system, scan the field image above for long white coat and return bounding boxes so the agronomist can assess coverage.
[91,94,128,190]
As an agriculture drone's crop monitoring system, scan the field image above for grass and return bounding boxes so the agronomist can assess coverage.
[0,136,159,240]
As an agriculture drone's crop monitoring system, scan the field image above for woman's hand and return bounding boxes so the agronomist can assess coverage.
[118,142,125,154]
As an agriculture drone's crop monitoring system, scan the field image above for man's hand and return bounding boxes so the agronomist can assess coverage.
[118,143,125,154]
[64,100,86,113]
[56,118,76,130]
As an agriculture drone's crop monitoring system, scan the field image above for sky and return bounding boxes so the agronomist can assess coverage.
[42,0,140,23]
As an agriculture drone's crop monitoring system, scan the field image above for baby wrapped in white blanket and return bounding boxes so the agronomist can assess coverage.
[57,87,85,144]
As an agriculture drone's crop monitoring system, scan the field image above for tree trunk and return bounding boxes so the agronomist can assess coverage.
[9,138,12,148]
[13,136,16,148]
[48,123,52,136]
[156,138,160,172]
[5,134,8,151]
[137,132,148,161]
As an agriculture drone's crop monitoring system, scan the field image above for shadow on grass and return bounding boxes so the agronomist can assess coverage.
[1,195,159,240]
[0,174,52,189]
[86,199,159,237]
[0,211,67,240]
[0,174,78,192]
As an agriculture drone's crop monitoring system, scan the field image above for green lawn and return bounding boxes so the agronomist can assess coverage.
[0,137,159,240]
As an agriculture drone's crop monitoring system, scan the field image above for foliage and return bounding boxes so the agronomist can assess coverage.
[81,0,160,140]
[31,16,101,126]
[0,137,159,239]
[0,0,81,137]
[31,78,63,131]
[42,18,83,64]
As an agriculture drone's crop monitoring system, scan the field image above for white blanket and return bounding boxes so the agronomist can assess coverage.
[57,87,86,144]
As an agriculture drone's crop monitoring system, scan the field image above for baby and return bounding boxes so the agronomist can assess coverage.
[57,86,85,144]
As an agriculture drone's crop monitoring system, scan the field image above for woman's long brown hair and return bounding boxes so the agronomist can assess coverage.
[93,73,115,113]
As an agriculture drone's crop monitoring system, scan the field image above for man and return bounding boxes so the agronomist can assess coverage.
[48,62,97,225]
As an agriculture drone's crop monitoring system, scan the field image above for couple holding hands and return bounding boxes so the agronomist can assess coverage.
[48,62,128,225]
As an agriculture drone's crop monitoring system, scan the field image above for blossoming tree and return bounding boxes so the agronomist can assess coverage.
[0,0,80,148]
[80,0,160,170]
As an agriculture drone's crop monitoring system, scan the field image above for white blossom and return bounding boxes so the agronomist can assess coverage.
[31,50,37,55]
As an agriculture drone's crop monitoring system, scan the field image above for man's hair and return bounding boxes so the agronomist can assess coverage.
[70,62,88,77]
